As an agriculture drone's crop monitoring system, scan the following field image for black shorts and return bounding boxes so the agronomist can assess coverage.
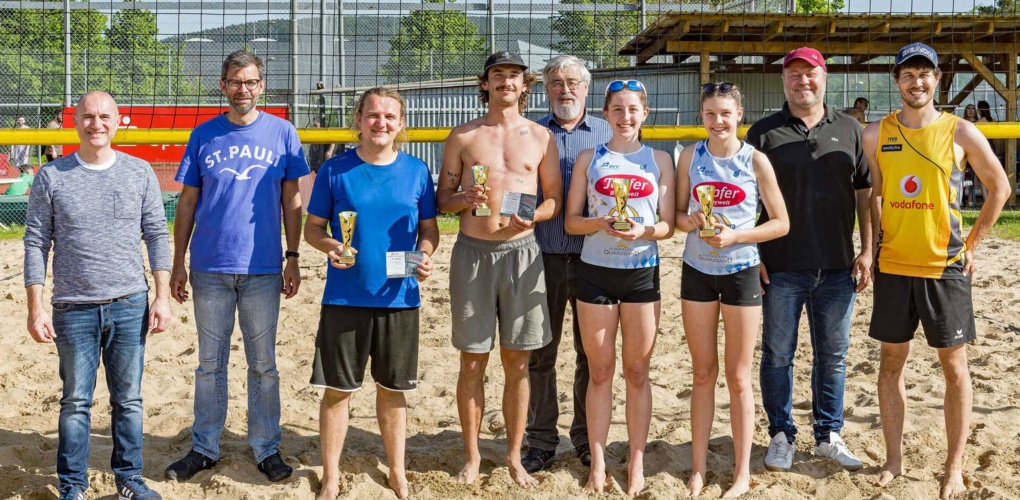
[868,270,976,348]
[680,261,762,306]
[310,305,419,392]
[576,261,660,304]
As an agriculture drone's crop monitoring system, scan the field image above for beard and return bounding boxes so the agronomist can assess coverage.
[902,89,933,110]
[230,98,257,115]
[553,98,583,121]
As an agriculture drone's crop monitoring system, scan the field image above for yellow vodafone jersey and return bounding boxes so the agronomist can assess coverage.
[875,111,965,279]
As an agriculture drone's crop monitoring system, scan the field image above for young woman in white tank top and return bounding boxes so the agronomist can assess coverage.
[564,80,675,496]
[674,83,789,497]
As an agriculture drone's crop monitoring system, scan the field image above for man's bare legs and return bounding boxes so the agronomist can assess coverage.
[719,304,759,498]
[578,301,620,494]
[619,301,659,497]
[937,344,972,499]
[876,342,910,487]
[501,348,538,488]
[377,388,409,499]
[456,352,489,485]
[317,389,352,500]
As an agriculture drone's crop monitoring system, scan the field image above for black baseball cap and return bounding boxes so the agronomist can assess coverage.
[483,51,528,73]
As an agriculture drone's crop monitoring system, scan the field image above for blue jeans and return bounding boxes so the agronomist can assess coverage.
[53,291,150,490]
[759,269,854,445]
[189,271,283,463]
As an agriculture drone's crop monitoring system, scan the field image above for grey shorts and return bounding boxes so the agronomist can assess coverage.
[450,232,552,353]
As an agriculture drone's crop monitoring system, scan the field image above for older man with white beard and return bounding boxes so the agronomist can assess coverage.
[522,55,611,474]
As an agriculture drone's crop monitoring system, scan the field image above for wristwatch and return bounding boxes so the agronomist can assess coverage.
[284,250,300,260]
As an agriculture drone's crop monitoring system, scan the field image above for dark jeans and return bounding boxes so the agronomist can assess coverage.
[759,269,855,445]
[525,253,589,452]
[53,291,150,490]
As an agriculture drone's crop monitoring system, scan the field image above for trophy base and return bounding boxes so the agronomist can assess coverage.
[337,255,356,265]
[473,206,492,217]
[699,228,718,238]
[613,221,632,231]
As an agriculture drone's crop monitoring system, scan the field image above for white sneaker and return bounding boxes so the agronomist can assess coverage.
[765,432,795,471]
[814,432,864,471]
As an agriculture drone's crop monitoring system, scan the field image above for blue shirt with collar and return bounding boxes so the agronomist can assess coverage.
[535,112,612,255]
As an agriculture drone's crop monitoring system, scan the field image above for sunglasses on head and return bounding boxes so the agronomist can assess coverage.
[702,82,736,95]
[605,80,645,94]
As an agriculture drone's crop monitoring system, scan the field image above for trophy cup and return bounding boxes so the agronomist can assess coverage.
[338,211,357,265]
[470,165,492,216]
[695,185,717,237]
[611,178,633,231]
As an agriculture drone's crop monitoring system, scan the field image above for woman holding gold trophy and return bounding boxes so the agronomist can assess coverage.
[563,80,675,496]
[303,87,440,500]
[674,82,789,497]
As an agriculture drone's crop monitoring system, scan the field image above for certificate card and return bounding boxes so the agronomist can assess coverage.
[499,192,537,221]
[385,251,424,278]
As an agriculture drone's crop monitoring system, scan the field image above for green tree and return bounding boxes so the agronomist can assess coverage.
[796,0,846,12]
[972,0,1018,14]
[382,0,487,83]
[551,0,641,69]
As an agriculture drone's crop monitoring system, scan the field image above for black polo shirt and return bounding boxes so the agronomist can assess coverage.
[745,103,871,273]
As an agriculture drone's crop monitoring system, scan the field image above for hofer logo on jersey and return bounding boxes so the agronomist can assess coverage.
[899,175,922,198]
[692,182,746,207]
[595,175,655,198]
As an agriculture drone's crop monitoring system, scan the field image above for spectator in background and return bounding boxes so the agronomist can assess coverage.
[45,111,64,163]
[307,119,335,174]
[962,104,978,123]
[961,105,980,206]
[844,97,869,124]
[4,163,34,196]
[976,100,1005,201]
[10,115,30,172]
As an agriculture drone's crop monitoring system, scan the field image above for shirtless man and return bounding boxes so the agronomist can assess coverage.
[437,51,562,489]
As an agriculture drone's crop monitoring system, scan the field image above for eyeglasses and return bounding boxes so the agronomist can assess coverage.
[549,79,584,91]
[605,80,645,94]
[702,82,736,95]
[224,79,262,90]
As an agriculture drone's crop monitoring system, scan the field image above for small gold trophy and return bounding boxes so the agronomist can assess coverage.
[338,211,357,265]
[611,178,633,231]
[470,165,492,217]
[695,185,717,237]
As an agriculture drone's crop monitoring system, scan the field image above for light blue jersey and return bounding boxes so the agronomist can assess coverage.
[581,144,660,269]
[683,140,760,275]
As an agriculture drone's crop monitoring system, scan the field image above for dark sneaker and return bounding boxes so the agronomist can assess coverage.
[58,485,86,500]
[576,444,592,467]
[165,450,217,481]
[116,475,162,500]
[257,453,293,482]
[521,447,556,474]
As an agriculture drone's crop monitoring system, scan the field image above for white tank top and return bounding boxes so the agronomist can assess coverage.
[581,144,660,269]
[683,140,760,275]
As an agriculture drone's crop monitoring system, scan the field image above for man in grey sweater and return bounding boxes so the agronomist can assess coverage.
[24,91,172,500]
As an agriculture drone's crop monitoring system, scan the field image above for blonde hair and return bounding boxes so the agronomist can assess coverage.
[350,87,408,150]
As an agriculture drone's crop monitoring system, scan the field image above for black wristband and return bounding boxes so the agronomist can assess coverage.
[285,250,300,259]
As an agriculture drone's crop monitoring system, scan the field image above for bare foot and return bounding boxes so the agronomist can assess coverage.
[315,480,341,500]
[582,467,607,494]
[940,469,966,499]
[686,471,706,497]
[625,471,644,497]
[506,459,539,489]
[387,470,409,499]
[456,459,480,485]
[876,462,902,488]
[722,474,750,498]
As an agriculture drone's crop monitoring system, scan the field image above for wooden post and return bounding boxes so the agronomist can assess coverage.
[700,50,710,88]
[1007,50,1018,207]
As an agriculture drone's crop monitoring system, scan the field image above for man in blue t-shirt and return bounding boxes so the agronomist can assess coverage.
[165,50,309,484]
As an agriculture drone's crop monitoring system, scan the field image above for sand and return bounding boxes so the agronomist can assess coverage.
[2,233,1019,499]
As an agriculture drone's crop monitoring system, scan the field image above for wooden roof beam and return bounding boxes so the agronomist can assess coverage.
[764,20,784,42]
[665,40,1008,56]
[948,74,983,106]
[713,19,730,41]
[973,21,995,42]
[960,52,1009,98]
[636,20,690,64]
[911,22,942,43]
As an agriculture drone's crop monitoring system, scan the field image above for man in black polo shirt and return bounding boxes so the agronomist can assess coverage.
[745,47,872,473]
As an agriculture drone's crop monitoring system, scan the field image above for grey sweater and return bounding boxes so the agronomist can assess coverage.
[24,153,172,303]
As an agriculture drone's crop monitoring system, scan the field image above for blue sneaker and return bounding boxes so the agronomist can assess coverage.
[116,476,162,500]
[58,485,86,500]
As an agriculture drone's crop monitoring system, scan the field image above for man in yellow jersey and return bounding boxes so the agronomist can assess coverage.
[862,42,1009,499]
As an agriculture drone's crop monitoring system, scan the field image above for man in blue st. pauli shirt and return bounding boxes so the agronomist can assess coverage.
[165,50,310,484]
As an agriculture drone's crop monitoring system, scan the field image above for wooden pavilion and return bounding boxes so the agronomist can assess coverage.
[620,12,1020,204]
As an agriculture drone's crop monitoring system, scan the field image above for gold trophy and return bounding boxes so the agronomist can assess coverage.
[338,211,357,265]
[695,185,717,237]
[611,178,633,231]
[470,165,491,216]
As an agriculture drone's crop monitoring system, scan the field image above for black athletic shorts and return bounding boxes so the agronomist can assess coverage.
[309,305,419,392]
[576,261,660,304]
[868,270,976,348]
[680,261,762,306]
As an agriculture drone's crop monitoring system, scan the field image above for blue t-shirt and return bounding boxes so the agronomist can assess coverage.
[307,149,437,308]
[175,112,310,274]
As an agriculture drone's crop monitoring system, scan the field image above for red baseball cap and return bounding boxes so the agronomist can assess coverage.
[783,47,826,70]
